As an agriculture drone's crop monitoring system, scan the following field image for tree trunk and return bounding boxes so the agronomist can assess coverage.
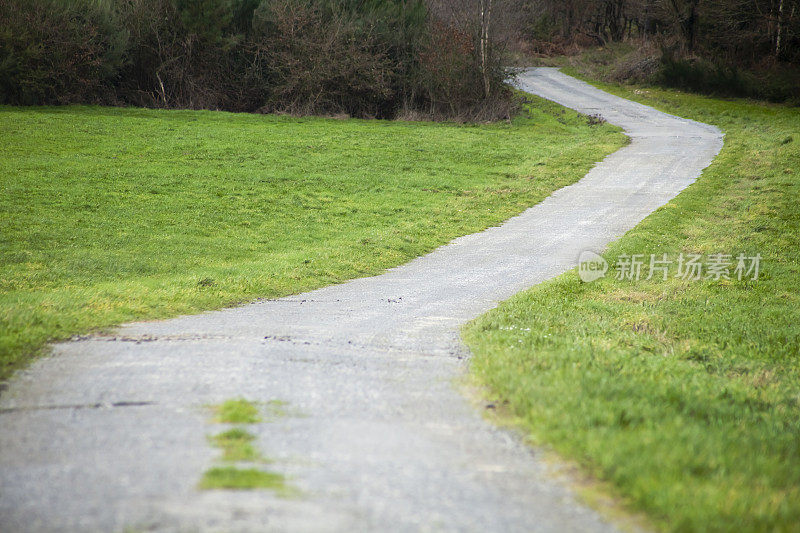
[686,0,698,52]
[776,0,785,57]
[479,0,492,99]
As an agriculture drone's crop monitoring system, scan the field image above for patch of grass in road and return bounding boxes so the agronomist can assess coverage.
[0,99,625,381]
[203,398,296,494]
[212,398,261,424]
[199,466,292,493]
[464,83,800,530]
[209,428,262,463]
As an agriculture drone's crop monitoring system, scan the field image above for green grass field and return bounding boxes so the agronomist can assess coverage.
[0,99,624,382]
[464,82,800,530]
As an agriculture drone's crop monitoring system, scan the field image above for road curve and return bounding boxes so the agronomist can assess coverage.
[0,69,722,532]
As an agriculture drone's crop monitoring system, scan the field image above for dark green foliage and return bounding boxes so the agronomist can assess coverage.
[248,0,397,117]
[658,50,800,104]
[0,0,512,119]
[0,0,127,105]
[175,0,233,42]
[230,0,261,35]
[658,52,753,97]
[516,0,800,104]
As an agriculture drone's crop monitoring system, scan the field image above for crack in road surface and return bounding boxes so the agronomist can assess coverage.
[0,69,722,532]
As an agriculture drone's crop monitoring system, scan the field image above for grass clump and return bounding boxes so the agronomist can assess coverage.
[199,467,291,493]
[465,82,800,530]
[0,100,624,382]
[209,428,262,463]
[212,399,261,424]
[203,398,297,494]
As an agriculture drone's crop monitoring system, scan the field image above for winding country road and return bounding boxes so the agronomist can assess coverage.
[0,69,723,532]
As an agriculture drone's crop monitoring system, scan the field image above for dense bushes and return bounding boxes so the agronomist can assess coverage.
[0,0,514,119]
[514,0,800,104]
[569,42,800,104]
[248,0,405,117]
[657,50,800,104]
[0,0,126,105]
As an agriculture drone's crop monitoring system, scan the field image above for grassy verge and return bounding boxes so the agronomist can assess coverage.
[464,80,800,530]
[0,100,624,381]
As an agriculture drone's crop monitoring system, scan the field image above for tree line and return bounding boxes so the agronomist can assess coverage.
[516,0,799,101]
[0,0,514,119]
[527,0,798,59]
[2,0,796,114]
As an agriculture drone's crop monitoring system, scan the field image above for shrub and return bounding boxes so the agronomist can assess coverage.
[114,0,248,110]
[658,51,753,97]
[247,0,397,117]
[657,49,800,104]
[0,0,126,105]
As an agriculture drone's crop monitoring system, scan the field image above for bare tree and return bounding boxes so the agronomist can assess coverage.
[776,0,785,56]
[480,0,493,97]
[428,0,521,97]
